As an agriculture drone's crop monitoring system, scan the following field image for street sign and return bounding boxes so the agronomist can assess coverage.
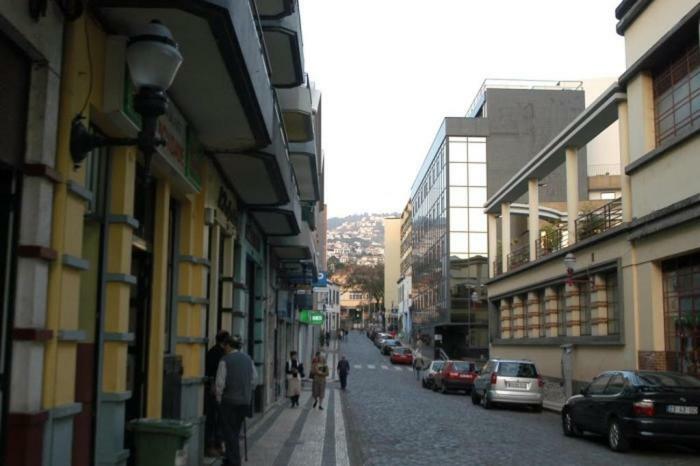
[299,310,325,325]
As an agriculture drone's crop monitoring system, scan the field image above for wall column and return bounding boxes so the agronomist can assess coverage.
[528,178,539,261]
[511,295,524,339]
[544,287,558,338]
[501,203,511,273]
[146,179,170,418]
[618,101,633,222]
[565,147,579,245]
[487,213,498,276]
[499,300,512,339]
[590,274,608,336]
[566,283,581,337]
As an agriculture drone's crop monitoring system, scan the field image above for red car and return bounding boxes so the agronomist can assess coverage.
[433,361,478,394]
[390,347,413,364]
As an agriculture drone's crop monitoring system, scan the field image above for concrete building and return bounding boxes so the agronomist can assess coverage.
[410,83,587,360]
[1,1,323,465]
[484,0,700,408]
[398,201,413,339]
[383,217,401,331]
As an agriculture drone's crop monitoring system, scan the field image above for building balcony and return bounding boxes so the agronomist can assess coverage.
[258,1,305,88]
[575,198,623,242]
[507,244,530,271]
[289,141,320,202]
[277,83,314,143]
[95,0,275,152]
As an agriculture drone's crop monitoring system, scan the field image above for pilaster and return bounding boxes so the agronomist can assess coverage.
[499,300,512,339]
[544,287,559,337]
[566,284,581,337]
[590,274,609,336]
[511,295,525,339]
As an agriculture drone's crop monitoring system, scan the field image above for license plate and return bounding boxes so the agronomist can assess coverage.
[459,374,469,378]
[506,381,527,389]
[667,405,698,415]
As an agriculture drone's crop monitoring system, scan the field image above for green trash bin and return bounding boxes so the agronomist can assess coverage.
[128,418,193,466]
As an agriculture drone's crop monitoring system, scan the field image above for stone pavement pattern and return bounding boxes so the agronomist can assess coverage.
[338,331,699,466]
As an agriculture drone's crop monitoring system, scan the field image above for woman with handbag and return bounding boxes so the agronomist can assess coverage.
[310,355,329,409]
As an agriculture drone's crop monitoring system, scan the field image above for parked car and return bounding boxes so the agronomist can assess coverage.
[472,359,544,411]
[422,360,445,389]
[390,347,413,365]
[432,361,478,394]
[373,333,391,348]
[562,371,700,452]
[380,339,402,355]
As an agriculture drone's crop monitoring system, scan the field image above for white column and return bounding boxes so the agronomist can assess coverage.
[501,203,511,272]
[488,213,498,276]
[566,147,579,244]
[528,178,539,261]
[618,101,632,222]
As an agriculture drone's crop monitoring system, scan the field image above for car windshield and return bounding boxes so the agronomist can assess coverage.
[452,362,474,372]
[395,348,410,354]
[637,372,700,389]
[432,362,444,371]
[498,362,538,378]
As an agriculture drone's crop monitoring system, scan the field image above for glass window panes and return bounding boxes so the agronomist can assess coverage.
[469,233,487,254]
[449,163,467,186]
[450,232,468,253]
[449,141,467,162]
[468,187,487,207]
[468,142,486,162]
[468,163,486,186]
[450,187,468,207]
[449,208,468,231]
[468,208,487,232]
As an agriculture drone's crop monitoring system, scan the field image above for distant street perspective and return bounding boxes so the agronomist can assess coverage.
[3,1,700,466]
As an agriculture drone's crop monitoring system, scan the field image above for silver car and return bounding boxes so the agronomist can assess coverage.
[421,360,445,389]
[472,359,544,412]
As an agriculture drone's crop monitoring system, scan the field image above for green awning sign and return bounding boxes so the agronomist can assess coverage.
[299,310,324,325]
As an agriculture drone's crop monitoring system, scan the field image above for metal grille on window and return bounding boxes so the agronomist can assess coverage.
[653,44,700,145]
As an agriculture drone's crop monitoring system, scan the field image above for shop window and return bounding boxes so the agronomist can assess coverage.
[557,286,567,336]
[663,252,700,375]
[538,290,546,337]
[606,272,620,335]
[654,44,700,146]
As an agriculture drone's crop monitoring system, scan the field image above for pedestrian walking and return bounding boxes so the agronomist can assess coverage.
[413,353,425,381]
[287,367,301,407]
[325,330,331,346]
[337,355,350,390]
[215,335,257,466]
[310,355,329,409]
[205,330,230,457]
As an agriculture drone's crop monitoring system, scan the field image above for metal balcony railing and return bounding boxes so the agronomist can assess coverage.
[575,198,623,241]
[493,259,503,277]
[536,224,569,259]
[507,244,530,271]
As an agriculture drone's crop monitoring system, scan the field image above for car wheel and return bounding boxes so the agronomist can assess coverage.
[562,410,581,437]
[471,391,481,405]
[432,383,439,392]
[607,418,630,452]
[481,392,492,409]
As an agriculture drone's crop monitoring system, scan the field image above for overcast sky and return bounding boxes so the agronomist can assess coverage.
[299,0,625,218]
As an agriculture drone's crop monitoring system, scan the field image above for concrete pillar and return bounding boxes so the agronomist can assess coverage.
[544,287,558,337]
[147,179,170,418]
[488,213,498,276]
[590,274,608,336]
[512,295,525,339]
[528,179,539,261]
[566,147,579,244]
[527,291,539,338]
[618,101,632,222]
[565,284,581,337]
[501,203,511,273]
[499,300,512,339]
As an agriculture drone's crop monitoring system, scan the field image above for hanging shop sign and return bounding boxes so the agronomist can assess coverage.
[299,310,324,326]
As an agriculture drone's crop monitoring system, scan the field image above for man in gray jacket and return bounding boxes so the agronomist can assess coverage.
[215,335,257,466]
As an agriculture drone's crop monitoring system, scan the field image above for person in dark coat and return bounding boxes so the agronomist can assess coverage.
[337,355,350,390]
[205,330,230,456]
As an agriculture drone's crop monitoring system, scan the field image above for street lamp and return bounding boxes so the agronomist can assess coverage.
[70,20,183,173]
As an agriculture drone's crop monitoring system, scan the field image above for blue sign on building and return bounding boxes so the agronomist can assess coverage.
[314,271,328,287]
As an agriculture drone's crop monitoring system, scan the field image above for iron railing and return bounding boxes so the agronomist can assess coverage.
[493,259,503,277]
[507,244,530,271]
[536,224,569,259]
[575,198,623,241]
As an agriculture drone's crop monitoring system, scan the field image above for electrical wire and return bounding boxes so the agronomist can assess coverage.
[78,5,93,117]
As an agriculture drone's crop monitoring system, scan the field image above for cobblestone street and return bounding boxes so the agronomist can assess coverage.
[338,331,700,466]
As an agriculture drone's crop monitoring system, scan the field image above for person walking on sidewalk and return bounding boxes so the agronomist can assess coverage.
[413,353,425,381]
[311,355,329,409]
[205,330,230,457]
[287,367,301,407]
[216,335,257,466]
[337,355,350,390]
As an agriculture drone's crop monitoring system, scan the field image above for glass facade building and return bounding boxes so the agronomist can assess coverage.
[411,125,489,357]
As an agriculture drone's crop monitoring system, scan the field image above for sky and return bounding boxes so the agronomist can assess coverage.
[299,0,626,218]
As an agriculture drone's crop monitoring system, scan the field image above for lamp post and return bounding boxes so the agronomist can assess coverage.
[564,253,576,286]
[70,20,183,174]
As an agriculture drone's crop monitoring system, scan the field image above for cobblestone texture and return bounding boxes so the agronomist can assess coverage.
[339,331,700,466]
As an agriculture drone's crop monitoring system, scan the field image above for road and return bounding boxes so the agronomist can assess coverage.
[336,330,699,466]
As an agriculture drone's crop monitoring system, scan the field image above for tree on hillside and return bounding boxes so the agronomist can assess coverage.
[344,263,384,311]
